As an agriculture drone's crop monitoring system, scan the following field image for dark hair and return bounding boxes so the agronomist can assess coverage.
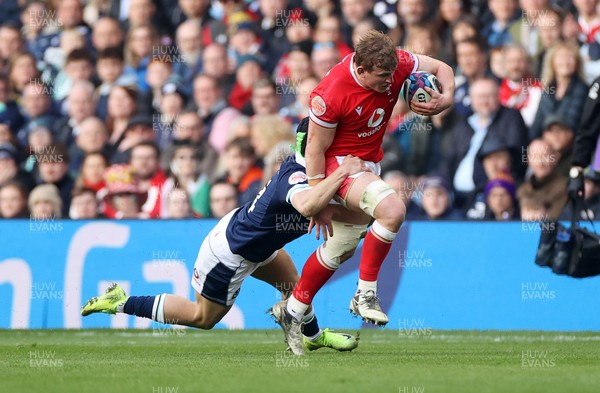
[71,187,97,199]
[225,137,255,157]
[355,30,398,72]
[98,46,124,62]
[455,36,488,54]
[66,48,94,65]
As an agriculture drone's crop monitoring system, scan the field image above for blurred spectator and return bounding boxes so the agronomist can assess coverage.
[351,18,380,48]
[17,81,59,145]
[541,115,574,177]
[261,140,295,186]
[0,75,24,132]
[42,28,85,77]
[49,46,93,107]
[519,195,548,221]
[484,171,519,220]
[219,137,262,205]
[573,0,600,84]
[453,38,489,118]
[451,14,480,44]
[508,0,550,57]
[517,139,567,220]
[125,24,159,92]
[35,143,75,216]
[96,48,131,120]
[404,23,442,58]
[0,142,35,191]
[9,52,42,97]
[273,40,313,108]
[534,8,562,77]
[111,114,155,164]
[483,0,519,48]
[311,42,340,80]
[304,0,335,20]
[397,0,431,34]
[499,43,543,127]
[22,119,54,174]
[229,55,264,111]
[74,152,108,200]
[172,20,203,94]
[560,170,600,220]
[165,187,194,219]
[437,0,468,66]
[28,183,63,219]
[202,43,235,97]
[440,77,528,207]
[0,24,24,72]
[69,187,103,219]
[55,80,97,147]
[340,0,387,47]
[191,74,240,140]
[250,115,294,160]
[155,82,187,149]
[143,59,176,114]
[407,176,463,220]
[209,180,239,218]
[248,78,279,116]
[0,181,29,218]
[70,117,110,172]
[256,0,290,74]
[0,122,19,147]
[91,17,125,53]
[130,141,167,218]
[489,46,506,79]
[103,164,145,219]
[314,15,352,58]
[106,85,138,147]
[279,76,318,127]
[162,143,211,218]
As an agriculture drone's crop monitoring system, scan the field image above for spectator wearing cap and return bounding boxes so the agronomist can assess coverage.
[69,117,110,172]
[95,48,133,120]
[130,141,167,218]
[209,180,239,218]
[28,183,63,219]
[407,176,463,220]
[54,80,97,148]
[69,187,103,219]
[498,43,543,128]
[517,139,567,220]
[465,138,519,219]
[35,143,75,216]
[103,164,146,219]
[541,115,575,177]
[110,114,155,164]
[340,0,388,48]
[314,16,353,59]
[0,76,24,133]
[190,74,240,139]
[440,78,528,208]
[161,143,211,218]
[0,180,29,218]
[202,43,235,98]
[218,137,263,206]
[529,41,588,140]
[172,20,204,97]
[229,55,264,111]
[0,142,35,192]
[484,171,519,220]
[311,42,340,80]
[228,17,261,68]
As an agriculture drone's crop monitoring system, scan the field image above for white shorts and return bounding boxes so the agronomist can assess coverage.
[191,210,278,306]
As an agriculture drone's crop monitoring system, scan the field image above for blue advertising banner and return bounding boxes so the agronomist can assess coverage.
[0,220,599,331]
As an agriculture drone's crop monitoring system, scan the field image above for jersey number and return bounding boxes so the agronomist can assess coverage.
[248,181,270,213]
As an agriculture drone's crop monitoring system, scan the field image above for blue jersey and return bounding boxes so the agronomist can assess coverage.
[226,156,311,262]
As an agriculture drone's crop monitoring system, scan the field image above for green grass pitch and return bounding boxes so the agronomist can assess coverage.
[1,329,599,393]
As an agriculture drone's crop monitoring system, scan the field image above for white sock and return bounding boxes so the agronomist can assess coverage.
[286,295,309,322]
[302,310,323,341]
[357,279,377,294]
[151,293,166,323]
[116,297,129,313]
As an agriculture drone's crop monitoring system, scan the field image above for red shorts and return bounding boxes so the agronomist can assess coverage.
[325,156,381,201]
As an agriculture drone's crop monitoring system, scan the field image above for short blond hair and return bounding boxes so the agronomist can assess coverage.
[355,30,398,72]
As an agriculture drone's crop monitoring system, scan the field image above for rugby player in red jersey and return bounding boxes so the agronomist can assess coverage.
[285,30,455,329]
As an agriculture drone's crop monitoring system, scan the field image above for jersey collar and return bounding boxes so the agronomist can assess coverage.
[349,54,368,90]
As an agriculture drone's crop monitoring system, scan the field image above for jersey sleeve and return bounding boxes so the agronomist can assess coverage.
[284,170,310,205]
[309,80,340,129]
[396,49,419,79]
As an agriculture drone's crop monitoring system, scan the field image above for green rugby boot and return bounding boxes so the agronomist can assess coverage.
[81,283,128,316]
[304,329,359,352]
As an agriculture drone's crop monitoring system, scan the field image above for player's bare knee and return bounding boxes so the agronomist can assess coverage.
[374,195,405,231]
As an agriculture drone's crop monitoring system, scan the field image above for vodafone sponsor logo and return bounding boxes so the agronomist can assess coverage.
[358,108,385,137]
[311,95,326,116]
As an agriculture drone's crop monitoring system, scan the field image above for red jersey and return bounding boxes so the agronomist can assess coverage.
[309,50,418,163]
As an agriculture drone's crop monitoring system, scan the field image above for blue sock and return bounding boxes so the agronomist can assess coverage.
[302,312,321,339]
[123,295,158,319]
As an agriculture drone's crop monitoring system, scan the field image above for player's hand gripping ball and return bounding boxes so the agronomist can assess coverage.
[402,72,442,112]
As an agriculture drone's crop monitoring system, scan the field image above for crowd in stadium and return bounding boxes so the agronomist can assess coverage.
[0,0,599,221]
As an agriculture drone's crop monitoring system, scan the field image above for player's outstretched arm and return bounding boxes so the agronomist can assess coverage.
[410,54,455,116]
[291,155,367,218]
[305,120,335,187]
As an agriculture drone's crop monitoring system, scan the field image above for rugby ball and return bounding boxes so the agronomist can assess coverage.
[402,72,442,110]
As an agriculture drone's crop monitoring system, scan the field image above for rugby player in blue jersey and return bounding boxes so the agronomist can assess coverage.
[81,119,368,355]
